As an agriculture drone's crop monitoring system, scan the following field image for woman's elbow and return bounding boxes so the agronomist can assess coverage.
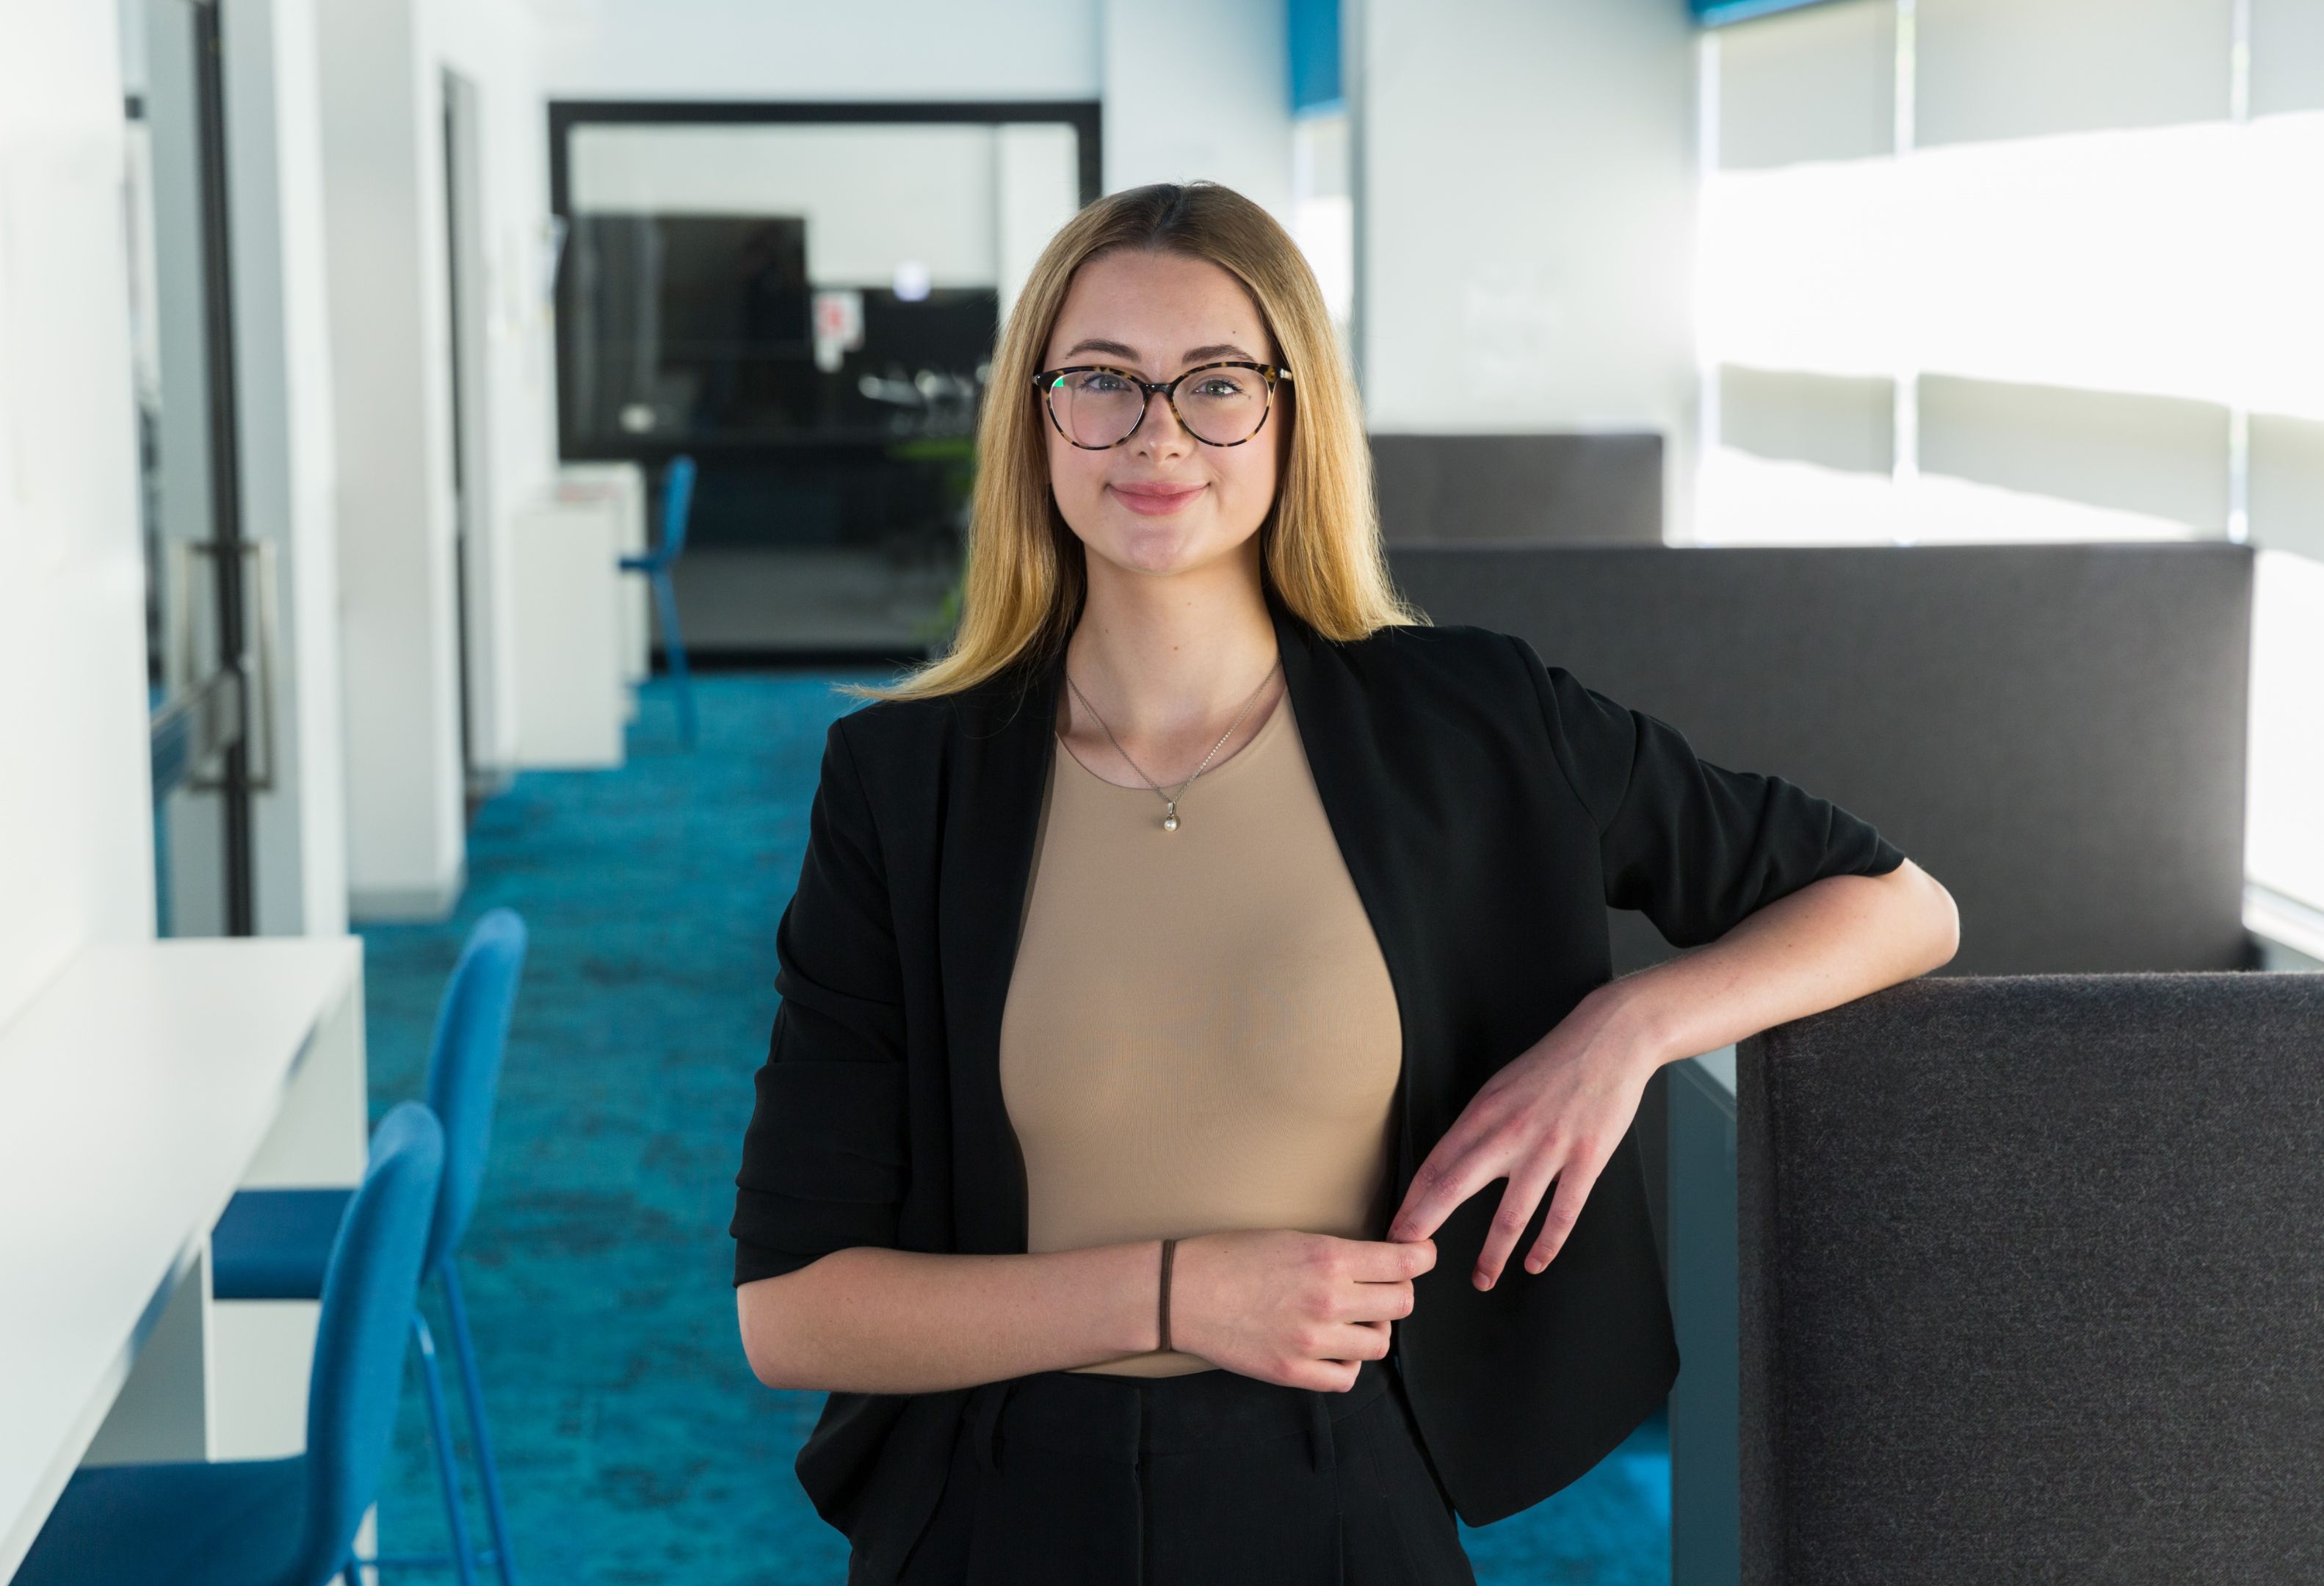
[736,1271,814,1390]
[1908,860,1961,970]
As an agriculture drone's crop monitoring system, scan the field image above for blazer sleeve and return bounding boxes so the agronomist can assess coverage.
[731,713,911,1286]
[1509,634,1908,949]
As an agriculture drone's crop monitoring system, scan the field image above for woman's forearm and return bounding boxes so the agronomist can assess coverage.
[1607,858,1960,1070]
[737,1239,1164,1394]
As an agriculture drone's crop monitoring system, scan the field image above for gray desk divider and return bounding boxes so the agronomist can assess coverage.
[1370,433,1664,546]
[1383,543,2257,1583]
[1738,974,2324,1584]
[1388,540,2254,979]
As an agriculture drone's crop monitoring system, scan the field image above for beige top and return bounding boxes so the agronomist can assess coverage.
[997,691,1404,1377]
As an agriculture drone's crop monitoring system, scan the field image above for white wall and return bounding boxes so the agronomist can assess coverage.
[1101,0,1294,231]
[540,0,1299,234]
[572,123,1007,285]
[1354,0,1699,535]
[0,1,157,1022]
[537,0,1101,101]
[998,121,1085,324]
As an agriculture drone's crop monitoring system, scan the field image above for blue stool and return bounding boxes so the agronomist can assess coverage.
[212,909,529,1586]
[18,1102,445,1586]
[620,454,697,745]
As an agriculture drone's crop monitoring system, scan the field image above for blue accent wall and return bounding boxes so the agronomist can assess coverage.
[1693,0,1846,25]
[1289,0,1342,114]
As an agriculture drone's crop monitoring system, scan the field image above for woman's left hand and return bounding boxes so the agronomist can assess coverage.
[1384,986,1669,1290]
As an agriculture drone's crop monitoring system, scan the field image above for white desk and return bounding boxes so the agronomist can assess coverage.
[511,485,629,768]
[0,938,367,1582]
[558,460,650,707]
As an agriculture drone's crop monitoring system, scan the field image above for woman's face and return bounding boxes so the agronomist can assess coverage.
[1039,248,1289,584]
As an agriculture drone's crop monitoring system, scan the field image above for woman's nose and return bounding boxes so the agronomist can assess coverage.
[1134,387,1193,452]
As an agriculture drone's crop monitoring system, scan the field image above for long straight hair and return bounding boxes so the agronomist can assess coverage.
[841,181,1429,704]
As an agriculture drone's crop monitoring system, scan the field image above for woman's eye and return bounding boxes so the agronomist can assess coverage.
[1082,372,1132,394]
[1192,377,1245,398]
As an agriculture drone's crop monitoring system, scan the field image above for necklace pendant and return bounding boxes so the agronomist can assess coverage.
[1162,803,1179,832]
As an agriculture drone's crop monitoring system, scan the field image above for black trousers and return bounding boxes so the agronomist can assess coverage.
[893,1355,1477,1586]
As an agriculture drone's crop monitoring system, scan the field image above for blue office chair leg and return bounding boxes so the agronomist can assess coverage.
[413,1309,482,1586]
[649,568,695,745]
[441,1259,521,1586]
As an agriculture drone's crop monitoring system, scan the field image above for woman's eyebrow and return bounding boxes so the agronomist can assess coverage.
[1058,338,1263,365]
[1062,338,1140,361]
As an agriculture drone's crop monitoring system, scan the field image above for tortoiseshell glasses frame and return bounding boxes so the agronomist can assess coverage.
[1031,361,1295,449]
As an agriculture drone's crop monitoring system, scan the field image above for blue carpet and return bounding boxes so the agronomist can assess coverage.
[356,673,1671,1584]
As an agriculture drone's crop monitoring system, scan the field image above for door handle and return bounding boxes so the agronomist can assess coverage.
[170,538,279,793]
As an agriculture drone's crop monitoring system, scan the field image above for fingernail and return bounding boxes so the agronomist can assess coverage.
[1475,1270,1494,1290]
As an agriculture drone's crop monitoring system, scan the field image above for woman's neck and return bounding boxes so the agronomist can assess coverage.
[1057,557,1285,778]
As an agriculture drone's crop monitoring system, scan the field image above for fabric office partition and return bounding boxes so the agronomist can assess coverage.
[1388,541,2253,977]
[1738,972,2324,1582]
[1369,435,1664,546]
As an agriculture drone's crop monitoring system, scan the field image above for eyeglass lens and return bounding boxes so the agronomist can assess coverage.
[1046,366,1271,448]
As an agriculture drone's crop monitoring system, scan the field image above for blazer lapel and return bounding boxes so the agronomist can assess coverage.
[1267,587,1427,1199]
[936,645,1063,1258]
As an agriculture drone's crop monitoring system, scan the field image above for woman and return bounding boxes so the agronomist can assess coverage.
[731,181,1959,1585]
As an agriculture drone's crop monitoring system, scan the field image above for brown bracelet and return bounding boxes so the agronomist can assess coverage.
[1157,1237,1177,1353]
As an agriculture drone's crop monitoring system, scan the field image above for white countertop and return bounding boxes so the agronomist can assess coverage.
[0,936,361,1579]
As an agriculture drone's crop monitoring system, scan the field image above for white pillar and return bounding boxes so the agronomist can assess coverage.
[223,0,352,938]
[316,0,468,921]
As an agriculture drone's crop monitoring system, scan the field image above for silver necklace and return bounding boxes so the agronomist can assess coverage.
[1062,656,1283,832]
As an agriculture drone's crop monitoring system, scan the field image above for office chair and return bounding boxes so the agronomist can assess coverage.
[620,454,697,745]
[211,908,529,1586]
[17,1102,446,1586]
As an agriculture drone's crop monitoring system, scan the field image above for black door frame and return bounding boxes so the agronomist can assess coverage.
[143,0,257,936]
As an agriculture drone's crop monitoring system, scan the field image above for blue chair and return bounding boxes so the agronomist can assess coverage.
[620,454,697,745]
[18,1103,445,1586]
[211,909,529,1586]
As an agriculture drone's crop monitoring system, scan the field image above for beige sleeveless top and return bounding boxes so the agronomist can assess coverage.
[997,691,1404,1377]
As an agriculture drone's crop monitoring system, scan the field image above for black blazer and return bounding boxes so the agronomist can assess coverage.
[731,583,1905,1582]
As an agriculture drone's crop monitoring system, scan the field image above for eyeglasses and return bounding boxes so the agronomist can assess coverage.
[1032,361,1293,449]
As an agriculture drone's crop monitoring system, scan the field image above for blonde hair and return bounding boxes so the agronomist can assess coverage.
[841,180,1429,704]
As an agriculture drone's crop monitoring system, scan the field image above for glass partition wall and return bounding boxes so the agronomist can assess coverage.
[123,0,261,935]
[550,102,1098,657]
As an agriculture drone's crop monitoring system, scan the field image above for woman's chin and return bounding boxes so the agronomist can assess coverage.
[1076,510,1264,585]
[1098,522,1215,577]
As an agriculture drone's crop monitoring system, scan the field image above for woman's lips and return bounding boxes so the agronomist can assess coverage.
[1110,482,1206,517]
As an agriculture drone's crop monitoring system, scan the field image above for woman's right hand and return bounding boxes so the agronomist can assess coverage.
[1168,1229,1437,1391]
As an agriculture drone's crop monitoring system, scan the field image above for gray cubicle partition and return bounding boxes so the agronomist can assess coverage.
[1739,973,2324,1584]
[1371,434,1664,546]
[1386,543,2256,1583]
[1389,542,2255,979]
